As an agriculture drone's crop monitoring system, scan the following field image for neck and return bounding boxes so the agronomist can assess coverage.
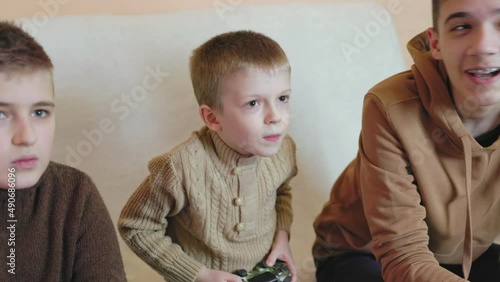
[451,89,500,137]
[460,111,499,137]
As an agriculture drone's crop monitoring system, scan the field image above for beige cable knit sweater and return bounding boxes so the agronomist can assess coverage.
[118,127,297,282]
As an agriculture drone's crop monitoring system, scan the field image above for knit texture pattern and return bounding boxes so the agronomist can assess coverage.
[119,127,297,282]
[0,162,126,282]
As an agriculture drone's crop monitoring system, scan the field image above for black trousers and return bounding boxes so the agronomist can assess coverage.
[316,244,500,282]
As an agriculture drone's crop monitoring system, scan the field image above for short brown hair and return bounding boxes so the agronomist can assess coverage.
[432,0,443,30]
[0,21,53,73]
[189,30,290,111]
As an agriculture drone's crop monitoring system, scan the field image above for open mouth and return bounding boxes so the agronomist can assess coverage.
[466,67,500,79]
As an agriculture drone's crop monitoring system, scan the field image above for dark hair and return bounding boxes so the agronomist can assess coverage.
[0,21,53,73]
[432,0,442,30]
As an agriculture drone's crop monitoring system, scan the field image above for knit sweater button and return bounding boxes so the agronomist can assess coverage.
[235,223,245,232]
[232,167,241,175]
[233,197,244,206]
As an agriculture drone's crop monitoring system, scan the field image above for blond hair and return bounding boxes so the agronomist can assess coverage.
[190,30,290,111]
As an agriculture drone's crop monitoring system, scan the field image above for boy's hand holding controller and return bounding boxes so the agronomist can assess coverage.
[195,230,296,282]
[195,268,242,282]
[265,230,297,282]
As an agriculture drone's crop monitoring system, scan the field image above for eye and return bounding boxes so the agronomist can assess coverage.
[0,112,6,119]
[278,95,289,103]
[32,109,49,118]
[246,100,260,108]
[450,23,470,32]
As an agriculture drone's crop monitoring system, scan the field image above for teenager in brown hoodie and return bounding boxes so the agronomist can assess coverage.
[313,1,500,281]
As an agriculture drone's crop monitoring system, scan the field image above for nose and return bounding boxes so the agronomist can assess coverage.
[265,104,282,124]
[468,25,500,56]
[12,118,37,146]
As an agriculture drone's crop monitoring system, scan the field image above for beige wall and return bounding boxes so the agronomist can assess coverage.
[0,0,432,66]
[3,0,341,18]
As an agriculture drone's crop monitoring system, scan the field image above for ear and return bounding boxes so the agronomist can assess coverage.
[199,104,222,131]
[427,27,442,60]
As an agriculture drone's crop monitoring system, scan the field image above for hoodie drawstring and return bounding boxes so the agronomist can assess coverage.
[461,135,473,279]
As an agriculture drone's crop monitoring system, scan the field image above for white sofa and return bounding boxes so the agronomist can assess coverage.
[20,2,406,281]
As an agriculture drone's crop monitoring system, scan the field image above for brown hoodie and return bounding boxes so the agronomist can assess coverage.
[313,32,500,282]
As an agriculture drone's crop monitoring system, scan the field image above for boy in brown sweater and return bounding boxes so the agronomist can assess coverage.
[0,21,126,281]
[119,30,298,282]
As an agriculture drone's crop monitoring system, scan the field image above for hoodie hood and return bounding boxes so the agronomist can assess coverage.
[409,33,473,278]
[407,32,495,153]
[407,31,499,280]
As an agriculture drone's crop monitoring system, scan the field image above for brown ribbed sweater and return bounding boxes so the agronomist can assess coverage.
[118,127,297,282]
[0,162,126,282]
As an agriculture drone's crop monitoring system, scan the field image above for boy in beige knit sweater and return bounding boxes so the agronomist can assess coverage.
[118,30,297,282]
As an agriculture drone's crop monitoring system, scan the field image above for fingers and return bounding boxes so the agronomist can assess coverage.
[266,250,297,282]
[288,261,297,282]
[227,274,243,282]
[280,256,296,281]
[266,251,278,267]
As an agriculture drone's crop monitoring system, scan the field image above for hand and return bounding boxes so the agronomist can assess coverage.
[195,268,242,282]
[266,230,297,282]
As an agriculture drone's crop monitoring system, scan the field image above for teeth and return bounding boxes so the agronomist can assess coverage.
[467,68,500,74]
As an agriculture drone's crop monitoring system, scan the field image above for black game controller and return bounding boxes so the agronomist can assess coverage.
[234,260,292,282]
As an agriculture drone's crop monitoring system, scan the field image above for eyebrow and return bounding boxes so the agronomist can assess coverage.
[445,9,500,25]
[444,12,468,25]
[247,89,292,98]
[0,101,55,107]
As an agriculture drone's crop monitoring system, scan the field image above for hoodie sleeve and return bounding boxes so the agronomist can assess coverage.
[358,94,468,282]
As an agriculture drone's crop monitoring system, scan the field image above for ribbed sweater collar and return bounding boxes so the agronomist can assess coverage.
[208,129,259,171]
[0,162,54,220]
